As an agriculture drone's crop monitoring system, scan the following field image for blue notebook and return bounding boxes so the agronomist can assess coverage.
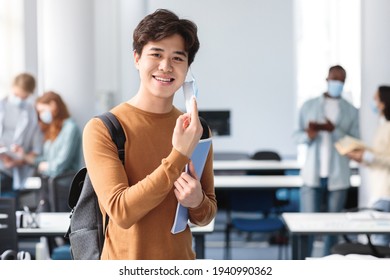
[171,138,212,234]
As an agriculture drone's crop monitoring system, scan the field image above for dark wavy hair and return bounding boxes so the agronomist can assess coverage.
[378,86,390,121]
[133,9,200,65]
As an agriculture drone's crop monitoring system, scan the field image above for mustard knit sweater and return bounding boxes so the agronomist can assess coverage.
[83,103,216,259]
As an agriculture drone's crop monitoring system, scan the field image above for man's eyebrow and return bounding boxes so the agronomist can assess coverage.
[149,47,164,52]
[174,51,187,57]
[149,47,187,57]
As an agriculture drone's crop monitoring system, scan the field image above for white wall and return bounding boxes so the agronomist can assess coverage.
[359,0,390,207]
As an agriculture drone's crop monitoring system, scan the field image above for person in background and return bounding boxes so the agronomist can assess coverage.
[293,65,360,256]
[83,9,216,259]
[16,91,81,210]
[346,85,390,246]
[0,73,42,200]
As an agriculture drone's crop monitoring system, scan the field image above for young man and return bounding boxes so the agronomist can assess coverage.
[293,65,360,257]
[83,9,216,260]
[0,73,42,197]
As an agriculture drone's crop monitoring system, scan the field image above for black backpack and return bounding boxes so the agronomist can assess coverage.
[65,112,126,260]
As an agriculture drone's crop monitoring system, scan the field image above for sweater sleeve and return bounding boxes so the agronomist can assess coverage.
[83,117,190,229]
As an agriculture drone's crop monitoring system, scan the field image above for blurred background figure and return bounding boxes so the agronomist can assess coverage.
[346,85,390,246]
[0,73,43,202]
[293,65,360,257]
[16,91,81,211]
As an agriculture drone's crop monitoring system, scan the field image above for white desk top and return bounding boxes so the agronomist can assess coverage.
[17,212,214,236]
[190,218,215,233]
[214,174,360,188]
[0,213,8,219]
[213,159,359,171]
[214,160,301,170]
[282,212,390,234]
[214,175,303,188]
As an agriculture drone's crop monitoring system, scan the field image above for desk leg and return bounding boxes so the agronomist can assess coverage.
[291,235,299,260]
[194,234,205,259]
[291,234,309,260]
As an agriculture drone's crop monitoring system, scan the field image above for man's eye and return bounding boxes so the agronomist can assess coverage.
[150,53,161,58]
[173,57,184,62]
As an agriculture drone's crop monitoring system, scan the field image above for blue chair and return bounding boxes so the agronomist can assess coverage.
[224,189,287,259]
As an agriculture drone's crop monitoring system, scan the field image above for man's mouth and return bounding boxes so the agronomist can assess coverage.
[153,76,175,83]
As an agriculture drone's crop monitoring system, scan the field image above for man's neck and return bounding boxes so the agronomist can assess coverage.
[324,92,341,99]
[128,92,173,114]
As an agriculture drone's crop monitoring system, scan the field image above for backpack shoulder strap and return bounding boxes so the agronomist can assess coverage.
[96,112,126,164]
[95,112,127,236]
[199,116,211,139]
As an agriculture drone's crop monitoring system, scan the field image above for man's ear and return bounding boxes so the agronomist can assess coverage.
[134,50,140,69]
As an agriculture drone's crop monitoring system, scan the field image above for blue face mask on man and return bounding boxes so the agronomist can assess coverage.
[327,80,344,98]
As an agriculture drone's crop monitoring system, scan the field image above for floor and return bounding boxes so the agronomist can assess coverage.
[199,210,325,260]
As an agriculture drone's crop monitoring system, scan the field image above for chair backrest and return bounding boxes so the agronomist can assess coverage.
[0,197,18,254]
[228,189,278,215]
[251,151,281,161]
[48,172,76,212]
[249,150,284,176]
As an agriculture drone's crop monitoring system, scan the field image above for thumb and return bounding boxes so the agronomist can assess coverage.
[190,97,199,123]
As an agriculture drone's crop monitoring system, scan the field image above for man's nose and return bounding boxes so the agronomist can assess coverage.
[159,59,172,72]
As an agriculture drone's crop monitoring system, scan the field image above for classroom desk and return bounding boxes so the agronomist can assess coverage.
[214,160,301,171]
[213,159,359,172]
[17,212,214,259]
[190,219,215,259]
[214,174,360,189]
[214,175,303,189]
[282,212,390,260]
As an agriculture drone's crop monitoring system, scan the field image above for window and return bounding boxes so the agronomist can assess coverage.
[295,0,361,108]
[0,0,25,98]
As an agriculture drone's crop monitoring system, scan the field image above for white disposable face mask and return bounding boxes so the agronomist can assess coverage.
[182,71,198,114]
[39,110,53,124]
[8,94,24,107]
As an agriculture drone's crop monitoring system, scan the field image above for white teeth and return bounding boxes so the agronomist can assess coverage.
[155,76,171,82]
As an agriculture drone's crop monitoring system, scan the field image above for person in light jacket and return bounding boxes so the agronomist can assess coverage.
[346,85,390,246]
[293,65,360,256]
[0,73,43,199]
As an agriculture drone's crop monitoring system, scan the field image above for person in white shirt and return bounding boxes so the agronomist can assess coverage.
[293,65,360,256]
[0,73,43,204]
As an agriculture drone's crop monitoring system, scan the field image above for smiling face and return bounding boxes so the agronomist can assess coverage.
[134,34,189,104]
